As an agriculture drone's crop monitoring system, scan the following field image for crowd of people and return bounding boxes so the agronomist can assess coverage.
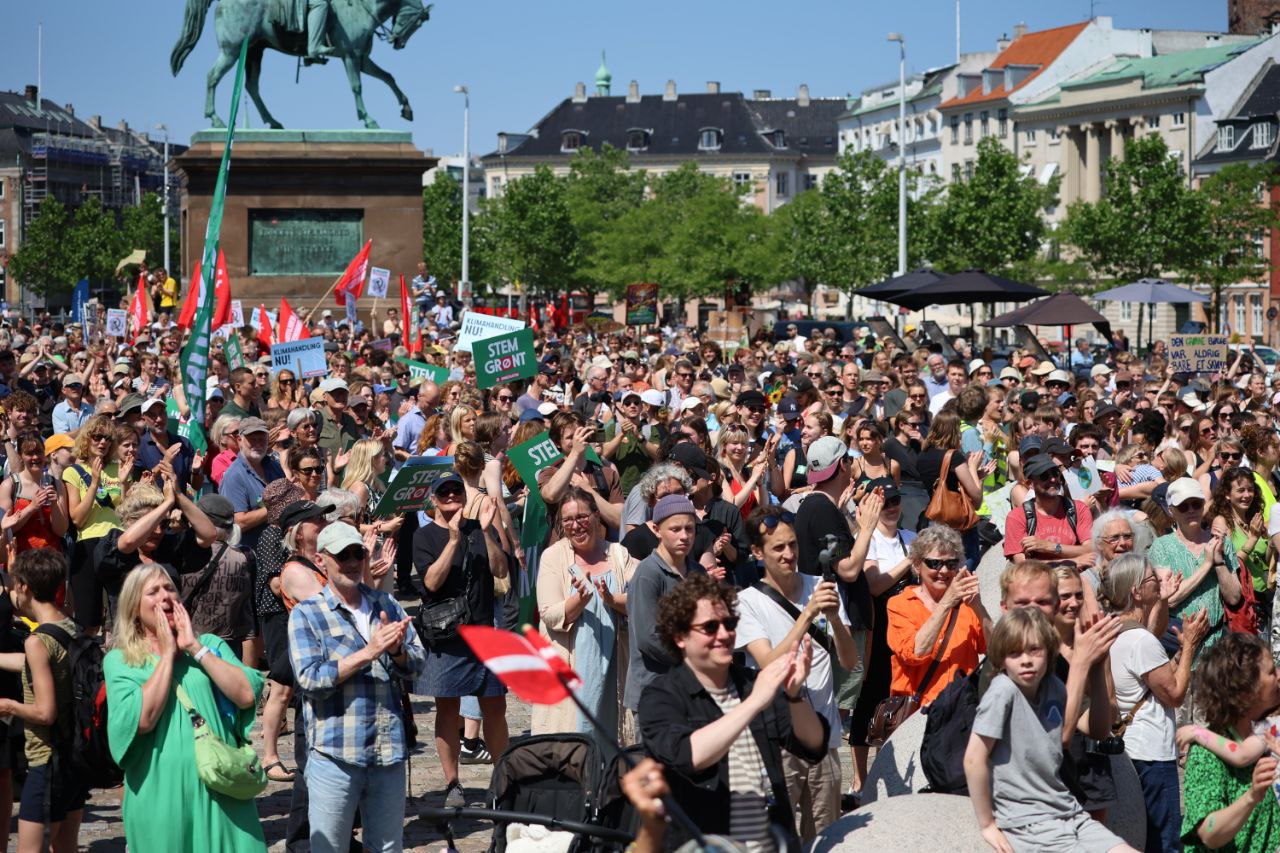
[2,296,1280,852]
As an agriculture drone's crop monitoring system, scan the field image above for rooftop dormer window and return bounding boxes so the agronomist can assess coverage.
[1218,125,1235,151]
[699,128,723,151]
[1252,121,1273,149]
[561,130,585,152]
[772,130,786,148]
[626,128,651,151]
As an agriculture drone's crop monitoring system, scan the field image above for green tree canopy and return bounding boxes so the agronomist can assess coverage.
[486,166,581,296]
[7,197,72,298]
[422,170,464,284]
[119,193,173,274]
[564,145,647,296]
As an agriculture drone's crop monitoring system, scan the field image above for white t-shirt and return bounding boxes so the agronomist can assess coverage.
[868,527,915,569]
[736,574,851,750]
[1267,504,1280,539]
[928,390,956,415]
[347,594,375,643]
[1110,627,1176,761]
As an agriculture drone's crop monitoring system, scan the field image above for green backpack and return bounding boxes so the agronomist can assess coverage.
[175,684,267,800]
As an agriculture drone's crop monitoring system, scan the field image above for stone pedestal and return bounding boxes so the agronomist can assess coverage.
[174,129,434,320]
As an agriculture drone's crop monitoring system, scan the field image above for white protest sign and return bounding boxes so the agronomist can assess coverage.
[367,267,391,299]
[105,309,128,339]
[230,300,244,328]
[455,311,526,353]
[1066,457,1103,502]
[1168,335,1228,374]
[271,338,327,378]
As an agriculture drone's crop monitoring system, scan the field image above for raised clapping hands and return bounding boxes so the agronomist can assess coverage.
[366,610,412,660]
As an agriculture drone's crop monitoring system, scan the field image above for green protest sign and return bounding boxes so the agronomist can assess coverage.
[224,334,246,370]
[507,431,563,488]
[395,357,450,386]
[370,455,455,517]
[474,328,537,390]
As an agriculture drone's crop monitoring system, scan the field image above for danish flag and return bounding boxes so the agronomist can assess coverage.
[458,625,582,705]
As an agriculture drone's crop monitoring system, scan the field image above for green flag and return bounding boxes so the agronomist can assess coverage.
[177,39,249,453]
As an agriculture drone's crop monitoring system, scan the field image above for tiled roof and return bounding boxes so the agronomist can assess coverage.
[746,98,845,156]
[940,22,1089,109]
[1232,63,1280,117]
[1062,40,1260,91]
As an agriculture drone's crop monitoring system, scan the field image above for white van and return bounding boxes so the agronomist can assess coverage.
[1227,343,1280,379]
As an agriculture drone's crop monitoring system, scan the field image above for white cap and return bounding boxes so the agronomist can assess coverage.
[640,389,666,407]
[679,396,703,412]
[1166,478,1205,507]
[140,397,166,413]
[1090,364,1113,378]
[316,522,364,555]
[998,366,1022,381]
[1046,369,1073,385]
[319,378,349,394]
[967,358,987,376]
[536,401,558,416]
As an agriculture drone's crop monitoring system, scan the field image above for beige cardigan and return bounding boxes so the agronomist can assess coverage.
[531,538,637,736]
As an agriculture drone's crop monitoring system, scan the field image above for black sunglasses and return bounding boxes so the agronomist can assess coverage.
[759,511,796,530]
[921,557,961,570]
[688,617,739,636]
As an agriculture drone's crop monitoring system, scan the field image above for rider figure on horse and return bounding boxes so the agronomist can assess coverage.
[282,0,335,60]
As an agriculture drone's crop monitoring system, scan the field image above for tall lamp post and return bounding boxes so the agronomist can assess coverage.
[155,123,170,274]
[453,85,471,309]
[888,33,907,278]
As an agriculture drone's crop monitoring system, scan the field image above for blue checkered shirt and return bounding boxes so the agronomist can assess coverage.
[288,584,426,767]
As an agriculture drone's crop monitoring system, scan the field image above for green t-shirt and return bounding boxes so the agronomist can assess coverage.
[1181,742,1280,852]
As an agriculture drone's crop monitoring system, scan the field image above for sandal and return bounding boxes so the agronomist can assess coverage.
[263,760,297,782]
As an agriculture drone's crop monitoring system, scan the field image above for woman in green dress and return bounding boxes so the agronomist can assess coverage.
[104,564,267,852]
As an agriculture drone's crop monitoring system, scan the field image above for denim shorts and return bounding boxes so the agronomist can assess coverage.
[18,760,85,825]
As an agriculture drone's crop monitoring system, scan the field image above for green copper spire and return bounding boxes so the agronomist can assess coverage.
[595,50,612,96]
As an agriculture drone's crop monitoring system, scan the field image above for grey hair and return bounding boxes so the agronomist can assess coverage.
[638,463,693,505]
[1091,509,1152,556]
[287,407,321,430]
[208,414,241,448]
[317,488,360,521]
[909,525,964,562]
[1099,553,1148,614]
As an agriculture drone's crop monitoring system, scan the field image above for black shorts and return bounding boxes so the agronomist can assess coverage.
[1066,733,1118,811]
[261,610,294,686]
[18,760,85,825]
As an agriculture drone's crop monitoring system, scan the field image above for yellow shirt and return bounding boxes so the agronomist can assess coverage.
[159,276,178,308]
[62,461,123,540]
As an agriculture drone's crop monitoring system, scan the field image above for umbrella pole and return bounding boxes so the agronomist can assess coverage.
[1136,303,1143,358]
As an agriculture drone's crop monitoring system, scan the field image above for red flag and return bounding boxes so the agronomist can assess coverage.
[277,297,309,343]
[256,304,274,351]
[399,273,411,346]
[458,625,579,705]
[413,324,423,356]
[211,249,232,329]
[334,239,372,306]
[128,273,149,343]
[176,259,201,329]
[522,626,583,688]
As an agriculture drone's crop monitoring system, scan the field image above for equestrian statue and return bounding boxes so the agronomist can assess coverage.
[169,0,432,129]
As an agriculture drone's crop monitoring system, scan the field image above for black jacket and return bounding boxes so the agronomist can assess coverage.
[639,662,829,848]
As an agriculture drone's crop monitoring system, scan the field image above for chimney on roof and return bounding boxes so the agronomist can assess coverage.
[23,85,37,106]
[627,80,640,103]
[1013,22,1028,39]
[1095,15,1112,28]
[753,89,772,99]
[118,119,129,132]
[797,84,810,107]
[88,115,102,130]
[996,33,1010,52]
[64,103,73,116]
[664,80,677,101]
[706,81,720,94]
[573,82,587,103]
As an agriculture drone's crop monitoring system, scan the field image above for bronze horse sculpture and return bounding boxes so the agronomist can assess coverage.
[170,0,431,129]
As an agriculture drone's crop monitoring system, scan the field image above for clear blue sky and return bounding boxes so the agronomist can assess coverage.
[1,0,1230,157]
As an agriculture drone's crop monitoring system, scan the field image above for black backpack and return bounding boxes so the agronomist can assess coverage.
[920,660,994,794]
[1021,497,1080,544]
[32,624,123,790]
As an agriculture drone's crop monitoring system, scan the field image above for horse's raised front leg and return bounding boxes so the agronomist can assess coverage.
[245,49,284,129]
[340,53,378,129]
[358,55,413,122]
[205,49,238,128]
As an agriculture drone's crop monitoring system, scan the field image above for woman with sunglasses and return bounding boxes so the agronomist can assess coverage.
[64,413,124,634]
[267,370,301,411]
[1207,467,1269,631]
[885,525,992,708]
[1196,437,1245,497]
[287,446,326,502]
[1190,415,1219,473]
[0,430,68,556]
[284,408,330,485]
[1211,401,1240,439]
[413,474,508,809]
[208,415,242,490]
[533,487,638,740]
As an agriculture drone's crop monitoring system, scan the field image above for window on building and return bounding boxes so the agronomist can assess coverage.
[963,160,975,181]
[1168,149,1184,172]
[1252,294,1263,335]
[1120,301,1132,321]
[1048,127,1061,145]
[963,113,973,144]
[773,130,786,148]
[1025,128,1037,144]
[699,128,723,150]
[733,171,752,189]
[0,179,5,199]
[1254,229,1267,257]
[1253,122,1274,149]
[1219,125,1236,151]
[1171,112,1186,128]
[776,172,790,197]
[950,115,959,144]
[0,219,5,248]
[1235,295,1246,335]
[803,173,818,191]
[561,131,583,152]
[627,129,650,151]
[998,108,1008,138]
[980,111,990,138]
[951,163,962,183]
[1145,114,1161,129]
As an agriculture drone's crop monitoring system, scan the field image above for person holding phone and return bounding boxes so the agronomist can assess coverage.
[0,431,68,556]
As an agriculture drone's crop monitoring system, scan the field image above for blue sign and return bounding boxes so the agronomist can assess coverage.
[71,279,90,324]
[270,338,327,378]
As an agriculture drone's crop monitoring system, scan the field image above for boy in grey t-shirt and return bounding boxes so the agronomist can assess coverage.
[964,608,1133,853]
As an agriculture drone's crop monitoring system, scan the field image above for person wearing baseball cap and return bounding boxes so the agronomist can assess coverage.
[317,376,360,458]
[52,371,92,435]
[734,389,773,459]
[137,394,199,492]
[1004,453,1093,563]
[220,416,285,550]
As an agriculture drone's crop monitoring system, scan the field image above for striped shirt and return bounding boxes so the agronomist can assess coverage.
[708,683,775,853]
[288,584,426,767]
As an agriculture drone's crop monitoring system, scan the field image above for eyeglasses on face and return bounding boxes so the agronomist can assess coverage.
[561,513,596,528]
[497,394,514,402]
[1101,533,1135,544]
[1220,452,1243,462]
[333,546,367,562]
[921,556,962,571]
[908,392,927,400]
[688,616,739,636]
[435,487,464,500]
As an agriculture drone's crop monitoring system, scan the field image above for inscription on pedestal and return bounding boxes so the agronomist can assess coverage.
[248,209,364,276]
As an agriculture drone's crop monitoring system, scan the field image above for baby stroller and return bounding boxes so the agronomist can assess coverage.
[418,733,636,853]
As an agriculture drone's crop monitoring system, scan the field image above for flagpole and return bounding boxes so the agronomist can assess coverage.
[305,270,348,323]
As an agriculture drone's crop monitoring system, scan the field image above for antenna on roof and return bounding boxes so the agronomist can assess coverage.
[36,22,42,111]
[1090,0,1102,19]
[955,0,961,63]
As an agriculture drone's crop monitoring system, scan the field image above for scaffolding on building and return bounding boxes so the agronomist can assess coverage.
[21,130,161,230]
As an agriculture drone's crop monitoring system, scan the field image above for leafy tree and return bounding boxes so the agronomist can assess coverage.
[767,188,830,315]
[926,137,1057,274]
[119,193,174,274]
[7,197,72,297]
[422,171,464,284]
[819,150,904,313]
[564,145,647,296]
[65,197,126,292]
[1186,162,1280,332]
[486,166,580,297]
[1059,134,1207,283]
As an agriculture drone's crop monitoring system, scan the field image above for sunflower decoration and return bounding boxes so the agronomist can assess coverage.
[764,379,787,405]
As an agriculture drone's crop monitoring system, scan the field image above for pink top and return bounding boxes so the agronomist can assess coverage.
[211,449,238,487]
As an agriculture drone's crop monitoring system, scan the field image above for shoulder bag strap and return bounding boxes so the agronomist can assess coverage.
[183,542,231,610]
[936,449,955,491]
[751,581,836,658]
[1023,498,1038,538]
[32,623,72,651]
[912,605,961,702]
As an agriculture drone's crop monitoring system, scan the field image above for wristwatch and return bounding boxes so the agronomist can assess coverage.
[1054,542,1062,556]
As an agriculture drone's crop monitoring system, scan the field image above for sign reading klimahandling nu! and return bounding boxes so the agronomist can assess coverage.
[474,328,537,389]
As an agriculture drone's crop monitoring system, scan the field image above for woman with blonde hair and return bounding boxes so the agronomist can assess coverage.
[64,413,124,634]
[340,437,402,541]
[267,369,301,411]
[717,424,767,519]
[448,405,477,452]
[104,565,265,851]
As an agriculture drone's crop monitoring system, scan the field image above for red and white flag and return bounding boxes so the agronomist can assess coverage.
[458,625,581,705]
[277,297,309,343]
[128,272,149,343]
[256,303,274,351]
[176,259,201,329]
[399,273,411,346]
[177,249,232,329]
[334,240,371,306]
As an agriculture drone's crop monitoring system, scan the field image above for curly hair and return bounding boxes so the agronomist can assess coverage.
[656,574,738,661]
[1207,466,1260,533]
[908,524,964,562]
[1240,423,1277,463]
[1194,632,1270,729]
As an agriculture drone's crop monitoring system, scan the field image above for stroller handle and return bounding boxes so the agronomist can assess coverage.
[416,805,636,844]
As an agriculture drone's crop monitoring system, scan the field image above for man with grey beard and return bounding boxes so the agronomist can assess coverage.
[220,416,286,549]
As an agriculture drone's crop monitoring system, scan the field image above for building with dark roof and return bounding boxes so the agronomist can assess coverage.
[1193,62,1280,174]
[480,67,845,212]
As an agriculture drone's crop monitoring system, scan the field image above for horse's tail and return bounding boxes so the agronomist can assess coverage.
[170,0,215,76]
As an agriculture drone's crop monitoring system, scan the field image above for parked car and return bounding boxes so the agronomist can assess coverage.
[1228,343,1280,379]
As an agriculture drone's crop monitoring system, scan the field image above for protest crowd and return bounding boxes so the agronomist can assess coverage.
[4,268,1280,853]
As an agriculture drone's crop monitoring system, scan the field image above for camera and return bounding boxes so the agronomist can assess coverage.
[1085,735,1125,755]
[817,534,845,585]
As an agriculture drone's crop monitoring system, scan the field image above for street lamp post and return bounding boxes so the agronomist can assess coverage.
[155,123,170,274]
[453,85,471,309]
[888,34,907,278]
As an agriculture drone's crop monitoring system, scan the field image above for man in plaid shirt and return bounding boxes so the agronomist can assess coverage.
[289,522,426,853]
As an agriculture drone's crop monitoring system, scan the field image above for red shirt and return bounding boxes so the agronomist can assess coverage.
[1003,497,1093,558]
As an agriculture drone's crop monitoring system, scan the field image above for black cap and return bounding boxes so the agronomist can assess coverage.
[278,500,328,532]
[736,389,767,408]
[1019,391,1041,410]
[1094,403,1121,420]
[777,397,801,419]
[670,443,711,481]
[865,476,900,502]
[432,473,464,493]
[789,376,815,395]
[1042,437,1075,458]
[1023,454,1060,479]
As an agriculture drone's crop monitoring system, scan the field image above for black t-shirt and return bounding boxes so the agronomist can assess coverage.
[412,519,494,626]
[916,447,962,492]
[94,528,211,597]
[794,491,872,632]
[884,436,921,483]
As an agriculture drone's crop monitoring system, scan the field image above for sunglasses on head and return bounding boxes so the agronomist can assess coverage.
[759,511,796,531]
[688,617,739,636]
[921,557,961,571]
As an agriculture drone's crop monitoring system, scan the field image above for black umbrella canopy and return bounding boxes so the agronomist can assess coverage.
[883,269,1049,312]
[854,268,944,300]
[980,292,1107,328]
